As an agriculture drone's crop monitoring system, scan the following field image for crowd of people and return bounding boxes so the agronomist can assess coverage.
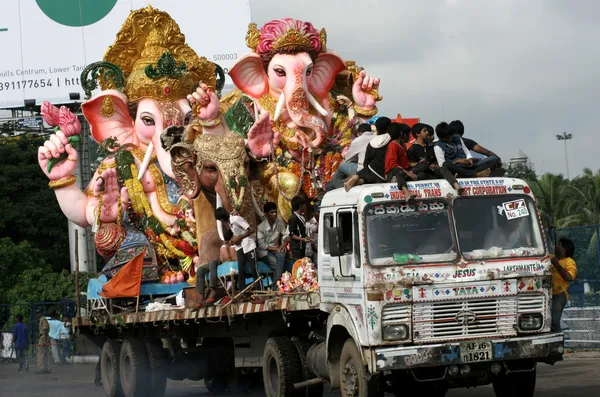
[9,312,72,375]
[329,117,504,201]
[194,197,319,309]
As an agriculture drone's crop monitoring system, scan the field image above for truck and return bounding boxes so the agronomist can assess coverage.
[77,177,564,397]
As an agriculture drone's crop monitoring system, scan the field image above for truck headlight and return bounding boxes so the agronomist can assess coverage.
[519,313,543,331]
[382,324,409,341]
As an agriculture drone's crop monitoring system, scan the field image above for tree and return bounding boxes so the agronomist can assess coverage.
[528,173,571,227]
[505,163,537,183]
[0,135,70,272]
[0,238,47,304]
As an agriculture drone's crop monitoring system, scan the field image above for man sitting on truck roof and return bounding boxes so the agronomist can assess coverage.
[449,120,504,176]
[384,122,418,205]
[326,122,375,191]
[433,122,492,178]
[407,123,465,195]
[343,119,392,191]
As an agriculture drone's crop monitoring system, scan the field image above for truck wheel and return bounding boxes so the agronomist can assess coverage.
[339,339,382,397]
[493,369,536,397]
[204,366,229,394]
[101,340,123,397]
[292,339,324,397]
[263,337,303,397]
[144,339,167,397]
[119,338,150,397]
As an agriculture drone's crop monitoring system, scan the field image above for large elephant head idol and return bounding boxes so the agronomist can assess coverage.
[168,129,255,265]
[225,18,382,215]
[38,6,221,281]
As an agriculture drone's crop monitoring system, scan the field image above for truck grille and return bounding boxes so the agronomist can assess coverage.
[413,298,518,343]
[382,304,411,326]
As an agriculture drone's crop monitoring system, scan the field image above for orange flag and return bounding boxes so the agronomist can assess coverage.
[100,249,146,298]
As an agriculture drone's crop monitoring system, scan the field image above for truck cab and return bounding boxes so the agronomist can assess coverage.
[314,177,564,396]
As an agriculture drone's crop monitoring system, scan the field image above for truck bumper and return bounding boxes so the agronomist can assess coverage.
[372,333,564,372]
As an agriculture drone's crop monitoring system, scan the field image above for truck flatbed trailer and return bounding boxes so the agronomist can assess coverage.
[77,292,321,327]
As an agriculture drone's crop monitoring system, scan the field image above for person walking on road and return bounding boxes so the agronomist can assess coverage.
[35,312,51,374]
[12,314,29,372]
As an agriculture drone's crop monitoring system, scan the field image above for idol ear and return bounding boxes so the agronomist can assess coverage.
[229,53,269,98]
[81,90,135,144]
[307,51,346,99]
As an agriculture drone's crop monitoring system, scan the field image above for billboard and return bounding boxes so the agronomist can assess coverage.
[0,0,251,108]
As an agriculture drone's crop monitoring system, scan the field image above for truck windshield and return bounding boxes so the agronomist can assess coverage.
[453,195,545,260]
[365,200,456,266]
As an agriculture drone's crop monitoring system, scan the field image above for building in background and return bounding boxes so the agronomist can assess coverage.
[509,149,535,171]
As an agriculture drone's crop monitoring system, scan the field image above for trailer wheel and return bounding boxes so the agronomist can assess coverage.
[119,338,150,397]
[144,339,167,397]
[263,337,303,397]
[492,369,536,397]
[101,339,123,397]
[292,339,324,397]
[339,339,382,397]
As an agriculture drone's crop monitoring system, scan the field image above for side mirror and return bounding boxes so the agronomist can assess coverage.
[327,226,344,257]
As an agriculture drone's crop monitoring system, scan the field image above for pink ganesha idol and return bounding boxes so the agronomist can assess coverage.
[190,18,382,219]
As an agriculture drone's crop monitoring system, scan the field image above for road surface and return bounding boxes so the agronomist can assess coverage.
[0,351,598,396]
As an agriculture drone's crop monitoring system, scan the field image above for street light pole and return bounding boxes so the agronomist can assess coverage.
[555,132,573,179]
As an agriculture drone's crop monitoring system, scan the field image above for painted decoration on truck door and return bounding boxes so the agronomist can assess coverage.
[367,304,379,330]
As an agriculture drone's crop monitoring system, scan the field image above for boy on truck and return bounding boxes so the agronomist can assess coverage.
[408,123,465,195]
[214,208,259,302]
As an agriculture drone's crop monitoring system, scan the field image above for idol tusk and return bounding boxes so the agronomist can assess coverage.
[273,92,285,121]
[307,92,328,117]
[137,142,154,181]
[216,193,225,241]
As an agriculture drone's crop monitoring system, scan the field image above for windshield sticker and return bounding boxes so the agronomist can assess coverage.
[366,201,446,216]
[498,199,529,220]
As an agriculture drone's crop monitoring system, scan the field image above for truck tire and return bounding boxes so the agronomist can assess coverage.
[292,338,324,397]
[119,338,150,397]
[339,339,383,397]
[144,339,167,397]
[101,339,123,397]
[263,336,303,397]
[204,366,229,394]
[492,369,536,397]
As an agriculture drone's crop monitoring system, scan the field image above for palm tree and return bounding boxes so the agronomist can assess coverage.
[561,168,600,226]
[527,173,571,227]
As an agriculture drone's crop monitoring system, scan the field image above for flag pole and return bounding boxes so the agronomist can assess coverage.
[74,230,81,321]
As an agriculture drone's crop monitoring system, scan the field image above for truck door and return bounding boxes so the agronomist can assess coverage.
[335,209,360,278]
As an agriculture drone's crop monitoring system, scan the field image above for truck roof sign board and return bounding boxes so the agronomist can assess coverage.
[0,0,251,108]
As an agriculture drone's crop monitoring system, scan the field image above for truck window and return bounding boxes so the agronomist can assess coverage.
[338,212,354,255]
[453,195,545,259]
[322,213,333,254]
[364,200,455,265]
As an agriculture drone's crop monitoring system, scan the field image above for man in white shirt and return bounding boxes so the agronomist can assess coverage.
[326,122,376,190]
[257,202,290,283]
[433,122,491,178]
[215,208,259,297]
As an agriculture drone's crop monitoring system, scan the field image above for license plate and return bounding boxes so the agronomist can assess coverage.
[460,340,493,363]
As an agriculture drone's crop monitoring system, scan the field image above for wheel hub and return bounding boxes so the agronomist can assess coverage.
[343,360,360,397]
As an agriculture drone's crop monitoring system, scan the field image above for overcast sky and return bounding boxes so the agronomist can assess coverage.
[250,0,600,178]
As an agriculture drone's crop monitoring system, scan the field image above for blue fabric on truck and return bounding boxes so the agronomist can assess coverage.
[86,260,285,299]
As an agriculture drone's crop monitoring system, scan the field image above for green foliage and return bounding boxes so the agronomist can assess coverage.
[505,163,537,183]
[6,268,90,304]
[0,135,69,272]
[0,238,47,304]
